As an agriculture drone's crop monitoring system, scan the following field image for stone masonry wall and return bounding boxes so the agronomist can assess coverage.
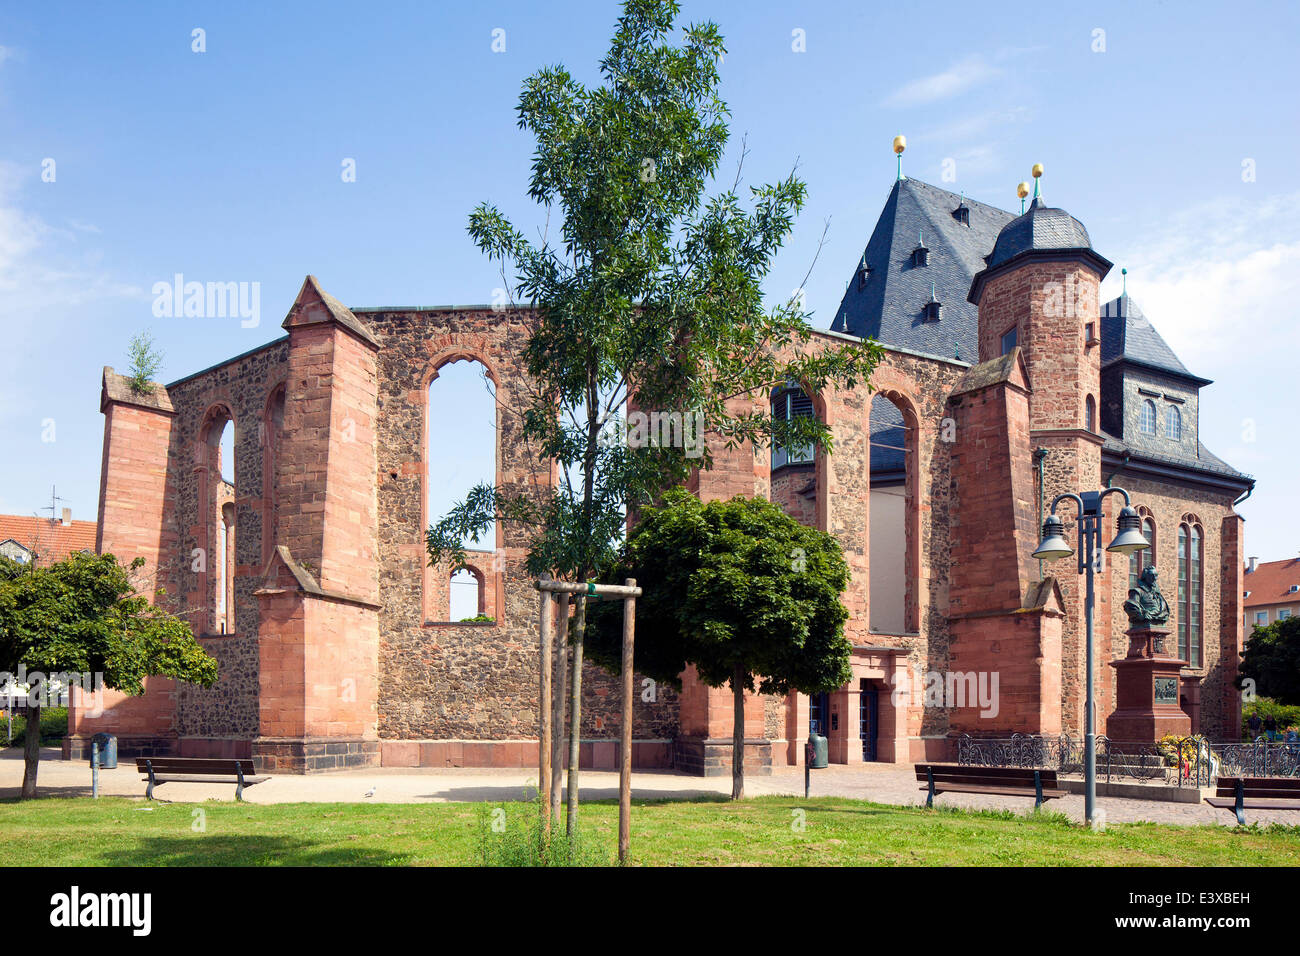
[164,338,290,741]
[363,307,679,750]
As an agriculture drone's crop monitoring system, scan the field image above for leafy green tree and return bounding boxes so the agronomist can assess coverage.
[587,490,852,799]
[0,552,218,798]
[126,331,164,395]
[427,0,879,821]
[1241,615,1300,707]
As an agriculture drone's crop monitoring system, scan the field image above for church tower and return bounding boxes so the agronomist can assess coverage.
[967,177,1114,736]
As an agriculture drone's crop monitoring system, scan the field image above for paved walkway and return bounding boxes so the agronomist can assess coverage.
[4,749,1295,827]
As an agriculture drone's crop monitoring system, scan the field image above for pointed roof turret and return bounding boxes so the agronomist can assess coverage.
[282,275,380,349]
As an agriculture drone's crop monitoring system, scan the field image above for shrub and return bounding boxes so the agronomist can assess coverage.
[3,706,68,749]
[475,799,611,867]
[1242,697,1300,738]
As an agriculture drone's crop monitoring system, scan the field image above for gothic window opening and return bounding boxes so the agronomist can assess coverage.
[200,407,236,636]
[1085,394,1097,432]
[1128,508,1156,590]
[450,566,486,621]
[869,391,919,635]
[1178,518,1203,666]
[261,384,286,567]
[425,357,499,624]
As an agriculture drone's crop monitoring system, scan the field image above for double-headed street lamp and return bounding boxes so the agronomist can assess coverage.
[1032,486,1149,827]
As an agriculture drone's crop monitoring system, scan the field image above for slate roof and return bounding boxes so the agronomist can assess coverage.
[1100,293,1211,385]
[833,178,1014,362]
[1100,432,1251,483]
[870,398,906,474]
[983,197,1093,272]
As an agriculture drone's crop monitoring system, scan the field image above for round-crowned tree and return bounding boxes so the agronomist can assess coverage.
[588,489,852,799]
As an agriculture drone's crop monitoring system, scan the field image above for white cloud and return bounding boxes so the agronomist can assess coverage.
[1099,190,1300,561]
[0,163,141,416]
[1100,191,1300,368]
[883,56,999,108]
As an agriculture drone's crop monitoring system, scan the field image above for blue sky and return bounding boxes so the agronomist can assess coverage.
[1,0,1297,563]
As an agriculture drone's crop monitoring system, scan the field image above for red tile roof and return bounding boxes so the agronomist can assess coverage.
[1244,557,1300,608]
[0,515,97,566]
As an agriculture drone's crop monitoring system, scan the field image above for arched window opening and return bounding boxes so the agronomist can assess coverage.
[426,358,499,623]
[1178,521,1203,666]
[771,383,815,468]
[869,392,918,634]
[1085,394,1097,433]
[1165,405,1182,440]
[1128,508,1156,590]
[200,408,236,636]
[450,566,487,621]
[1139,399,1157,435]
[219,502,235,634]
[262,385,286,565]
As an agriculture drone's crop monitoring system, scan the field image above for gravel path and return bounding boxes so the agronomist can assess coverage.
[5,749,1296,828]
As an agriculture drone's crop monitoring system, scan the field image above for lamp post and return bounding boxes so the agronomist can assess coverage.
[1032,487,1149,827]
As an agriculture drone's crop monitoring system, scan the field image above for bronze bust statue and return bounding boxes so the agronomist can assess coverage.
[1124,565,1170,626]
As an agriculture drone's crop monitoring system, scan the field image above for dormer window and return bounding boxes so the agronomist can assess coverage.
[857,258,871,291]
[912,232,929,267]
[923,284,941,321]
[952,203,970,226]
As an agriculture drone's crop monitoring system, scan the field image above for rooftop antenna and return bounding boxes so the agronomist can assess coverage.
[41,486,66,524]
[1031,162,1044,201]
[1017,180,1030,214]
[893,134,906,181]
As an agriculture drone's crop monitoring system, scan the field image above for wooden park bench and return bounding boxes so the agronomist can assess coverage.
[1205,776,1300,825]
[136,757,269,802]
[916,763,1067,810]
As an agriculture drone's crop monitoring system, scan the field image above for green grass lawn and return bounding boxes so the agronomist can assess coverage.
[2,795,1299,866]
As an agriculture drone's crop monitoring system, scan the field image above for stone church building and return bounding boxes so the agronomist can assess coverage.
[67,176,1253,773]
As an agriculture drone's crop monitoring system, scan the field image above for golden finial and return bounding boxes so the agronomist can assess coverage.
[893,135,907,154]
[1031,163,1044,179]
[1017,182,1030,199]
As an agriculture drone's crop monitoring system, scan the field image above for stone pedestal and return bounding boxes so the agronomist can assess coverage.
[1106,626,1190,742]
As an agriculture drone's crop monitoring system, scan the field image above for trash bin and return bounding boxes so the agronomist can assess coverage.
[89,732,117,769]
[807,733,828,769]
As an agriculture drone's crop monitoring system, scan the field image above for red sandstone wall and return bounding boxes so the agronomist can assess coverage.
[72,393,180,750]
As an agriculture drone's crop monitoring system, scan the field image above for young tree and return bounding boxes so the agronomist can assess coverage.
[586,490,853,799]
[427,0,879,820]
[1241,616,1300,706]
[126,330,163,395]
[0,552,218,798]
